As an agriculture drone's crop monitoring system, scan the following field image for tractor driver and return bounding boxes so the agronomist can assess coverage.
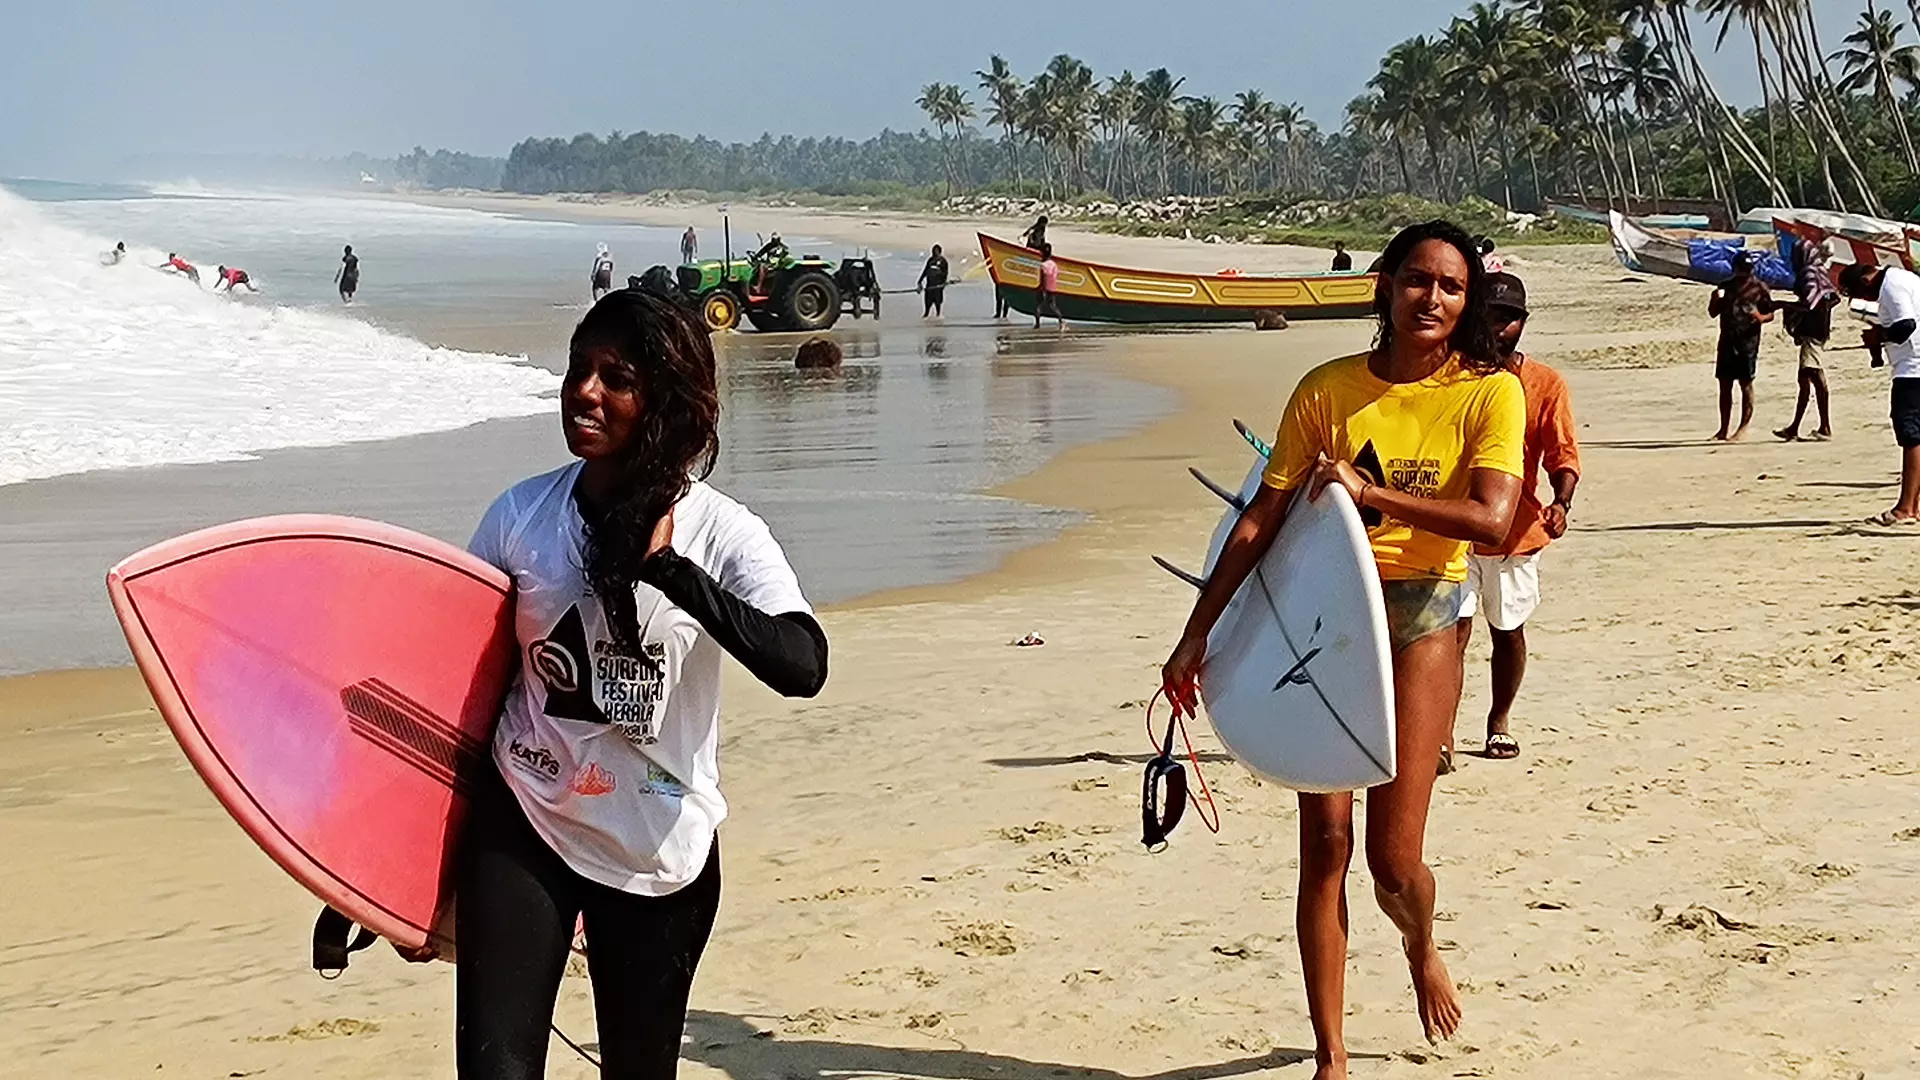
[752,233,789,290]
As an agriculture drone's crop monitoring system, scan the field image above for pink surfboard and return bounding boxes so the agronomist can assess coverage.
[106,515,516,954]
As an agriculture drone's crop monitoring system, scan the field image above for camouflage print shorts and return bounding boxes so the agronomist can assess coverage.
[1381,579,1468,653]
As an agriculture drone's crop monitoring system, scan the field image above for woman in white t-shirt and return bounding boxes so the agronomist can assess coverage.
[456,288,828,1078]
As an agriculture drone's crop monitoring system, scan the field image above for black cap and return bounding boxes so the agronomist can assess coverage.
[1486,271,1528,316]
[1733,249,1761,268]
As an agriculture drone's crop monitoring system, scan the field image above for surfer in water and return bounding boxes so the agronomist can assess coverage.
[213,266,254,293]
[453,289,829,1078]
[591,243,616,302]
[160,252,200,284]
[335,244,359,303]
[1161,220,1524,1077]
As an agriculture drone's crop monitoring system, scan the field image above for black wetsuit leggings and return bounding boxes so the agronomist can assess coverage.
[456,777,721,1080]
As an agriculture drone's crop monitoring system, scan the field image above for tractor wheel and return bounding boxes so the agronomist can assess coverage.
[743,308,784,332]
[780,271,840,332]
[701,291,741,332]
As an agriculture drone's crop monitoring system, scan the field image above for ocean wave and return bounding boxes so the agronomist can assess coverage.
[0,187,557,486]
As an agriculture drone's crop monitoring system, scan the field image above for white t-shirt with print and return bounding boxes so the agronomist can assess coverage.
[469,462,811,896]
[1877,266,1920,380]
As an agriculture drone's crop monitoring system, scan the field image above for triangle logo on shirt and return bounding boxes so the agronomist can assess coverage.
[1352,441,1386,529]
[527,605,609,725]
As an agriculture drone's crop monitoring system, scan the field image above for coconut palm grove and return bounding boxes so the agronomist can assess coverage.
[487,1,1920,225]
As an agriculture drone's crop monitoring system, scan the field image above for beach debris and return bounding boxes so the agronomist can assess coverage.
[1895,826,1920,840]
[794,338,842,369]
[1253,310,1289,330]
[939,921,1018,957]
[251,1018,379,1042]
[1010,631,1045,647]
[999,821,1068,843]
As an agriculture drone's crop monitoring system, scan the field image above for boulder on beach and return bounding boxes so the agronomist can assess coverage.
[794,338,842,369]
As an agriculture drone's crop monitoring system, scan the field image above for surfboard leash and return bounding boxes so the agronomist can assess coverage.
[1140,690,1220,850]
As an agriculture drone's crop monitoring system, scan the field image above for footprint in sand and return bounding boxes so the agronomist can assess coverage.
[939,921,1017,957]
[998,821,1067,843]
[251,1018,379,1042]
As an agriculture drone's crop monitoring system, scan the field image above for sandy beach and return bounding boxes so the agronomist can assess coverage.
[3,219,1919,1079]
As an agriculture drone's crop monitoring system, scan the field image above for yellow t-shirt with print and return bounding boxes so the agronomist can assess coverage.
[1261,352,1526,583]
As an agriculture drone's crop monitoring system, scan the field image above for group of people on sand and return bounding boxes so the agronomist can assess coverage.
[390,216,1582,1080]
[1706,239,1919,526]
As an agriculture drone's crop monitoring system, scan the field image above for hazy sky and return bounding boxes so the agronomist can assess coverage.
[0,0,1876,179]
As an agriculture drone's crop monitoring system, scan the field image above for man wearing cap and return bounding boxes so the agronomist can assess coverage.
[1838,262,1920,526]
[1454,272,1580,762]
[1708,250,1776,441]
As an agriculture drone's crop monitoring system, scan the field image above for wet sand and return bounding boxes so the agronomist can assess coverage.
[5,240,1920,1078]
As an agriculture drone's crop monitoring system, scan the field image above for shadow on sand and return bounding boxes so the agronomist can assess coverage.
[654,1012,1322,1080]
[987,750,1236,768]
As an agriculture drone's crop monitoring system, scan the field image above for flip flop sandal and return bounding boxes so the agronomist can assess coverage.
[1485,733,1521,759]
[1865,511,1920,527]
[1437,744,1456,775]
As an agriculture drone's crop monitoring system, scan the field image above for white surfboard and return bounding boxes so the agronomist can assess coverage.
[1180,449,1397,793]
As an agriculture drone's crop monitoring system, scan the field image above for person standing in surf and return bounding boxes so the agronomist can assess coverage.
[1161,220,1524,1078]
[1035,243,1063,330]
[591,242,616,302]
[1453,272,1580,764]
[681,226,698,264]
[918,244,950,318]
[335,245,360,304]
[456,289,829,1077]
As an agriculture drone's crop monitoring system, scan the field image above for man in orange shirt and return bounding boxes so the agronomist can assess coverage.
[1455,273,1580,761]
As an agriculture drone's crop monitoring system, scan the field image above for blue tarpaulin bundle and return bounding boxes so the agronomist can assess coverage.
[1687,237,1794,289]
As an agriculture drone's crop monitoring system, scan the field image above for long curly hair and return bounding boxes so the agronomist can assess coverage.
[568,289,720,649]
[1371,219,1503,374]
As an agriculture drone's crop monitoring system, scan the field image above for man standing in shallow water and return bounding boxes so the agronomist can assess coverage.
[1454,273,1580,764]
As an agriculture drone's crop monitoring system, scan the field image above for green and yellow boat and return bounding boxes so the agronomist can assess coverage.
[978,233,1376,325]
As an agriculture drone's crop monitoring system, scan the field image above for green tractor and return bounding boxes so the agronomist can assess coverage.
[670,225,882,333]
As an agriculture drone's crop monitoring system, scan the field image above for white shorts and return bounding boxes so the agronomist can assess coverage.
[1458,551,1542,632]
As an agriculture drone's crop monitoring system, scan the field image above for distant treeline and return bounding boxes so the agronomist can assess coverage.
[111,147,503,192]
[498,130,968,195]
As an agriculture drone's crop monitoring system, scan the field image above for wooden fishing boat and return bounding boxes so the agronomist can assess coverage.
[978,233,1376,324]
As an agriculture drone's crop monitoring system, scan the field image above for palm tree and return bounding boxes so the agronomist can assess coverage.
[975,56,1024,193]
[917,84,974,196]
[1042,54,1098,193]
[1229,90,1274,192]
[1373,35,1452,198]
[1100,72,1142,197]
[1179,96,1226,194]
[1445,1,1537,209]
[1832,2,1920,170]
[1135,68,1186,195]
[1613,31,1677,200]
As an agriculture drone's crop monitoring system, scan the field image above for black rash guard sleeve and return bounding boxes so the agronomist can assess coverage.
[635,549,828,698]
[1884,318,1917,345]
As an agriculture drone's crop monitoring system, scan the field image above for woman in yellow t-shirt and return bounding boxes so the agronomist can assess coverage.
[1162,220,1525,1077]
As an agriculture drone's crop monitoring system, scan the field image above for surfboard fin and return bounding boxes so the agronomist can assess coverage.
[1152,555,1206,590]
[1232,418,1273,459]
[1189,467,1246,512]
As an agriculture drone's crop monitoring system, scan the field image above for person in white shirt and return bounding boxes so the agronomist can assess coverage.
[1838,263,1920,526]
[590,242,616,301]
[456,288,828,1077]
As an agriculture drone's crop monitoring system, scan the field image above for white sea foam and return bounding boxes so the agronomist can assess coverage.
[0,188,557,486]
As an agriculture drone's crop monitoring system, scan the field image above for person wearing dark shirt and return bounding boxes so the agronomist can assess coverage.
[1331,241,1353,273]
[917,244,950,318]
[1775,240,1838,441]
[1707,250,1775,441]
[1021,215,1048,251]
[335,244,360,304]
